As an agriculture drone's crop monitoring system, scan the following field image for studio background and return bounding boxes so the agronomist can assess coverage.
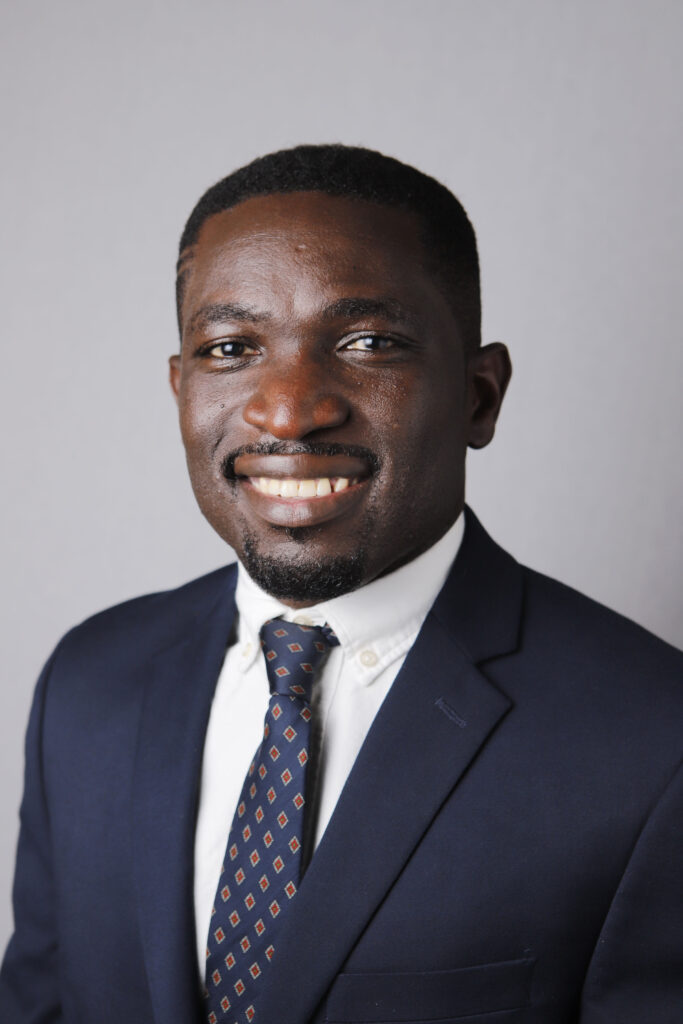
[1,0,681,948]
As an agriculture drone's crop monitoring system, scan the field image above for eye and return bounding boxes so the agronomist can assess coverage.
[206,340,259,358]
[343,335,396,352]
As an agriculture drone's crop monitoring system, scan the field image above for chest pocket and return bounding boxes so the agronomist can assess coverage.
[323,957,535,1023]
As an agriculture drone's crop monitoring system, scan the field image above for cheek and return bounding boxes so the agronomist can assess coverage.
[370,379,467,516]
[178,379,233,454]
[373,374,466,454]
[359,374,420,434]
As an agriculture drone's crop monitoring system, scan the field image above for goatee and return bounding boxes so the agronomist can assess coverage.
[241,527,367,604]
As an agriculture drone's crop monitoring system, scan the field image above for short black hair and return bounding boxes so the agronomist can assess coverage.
[177,143,480,351]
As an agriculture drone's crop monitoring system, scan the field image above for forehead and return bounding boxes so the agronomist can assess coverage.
[179,192,455,332]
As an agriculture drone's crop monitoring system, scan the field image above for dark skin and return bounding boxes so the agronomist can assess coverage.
[170,192,511,607]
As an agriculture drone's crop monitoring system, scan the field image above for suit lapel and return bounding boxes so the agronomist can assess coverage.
[131,569,237,1024]
[257,509,523,1024]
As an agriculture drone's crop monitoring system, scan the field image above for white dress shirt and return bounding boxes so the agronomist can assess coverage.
[193,513,465,975]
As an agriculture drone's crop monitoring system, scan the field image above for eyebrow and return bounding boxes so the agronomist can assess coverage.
[187,302,273,331]
[187,296,417,333]
[320,296,416,326]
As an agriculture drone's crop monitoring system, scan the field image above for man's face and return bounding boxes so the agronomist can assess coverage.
[170,192,508,606]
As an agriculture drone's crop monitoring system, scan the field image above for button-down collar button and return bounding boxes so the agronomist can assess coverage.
[293,615,314,626]
[359,649,378,668]
[242,641,253,657]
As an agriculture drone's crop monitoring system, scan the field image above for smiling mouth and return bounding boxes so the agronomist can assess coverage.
[248,476,361,498]
[233,452,372,490]
[232,452,373,527]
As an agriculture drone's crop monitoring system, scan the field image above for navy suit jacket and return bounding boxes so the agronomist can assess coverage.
[1,510,682,1023]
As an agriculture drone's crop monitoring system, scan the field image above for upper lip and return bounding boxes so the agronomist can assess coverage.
[233,453,371,481]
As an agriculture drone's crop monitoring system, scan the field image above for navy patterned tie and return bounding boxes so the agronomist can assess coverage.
[204,618,339,1024]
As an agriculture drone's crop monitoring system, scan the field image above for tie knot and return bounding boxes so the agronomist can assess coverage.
[260,618,339,699]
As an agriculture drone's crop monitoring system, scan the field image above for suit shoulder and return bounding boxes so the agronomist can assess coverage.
[520,565,682,686]
[56,563,238,663]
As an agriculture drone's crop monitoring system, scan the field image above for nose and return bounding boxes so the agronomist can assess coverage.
[242,357,350,440]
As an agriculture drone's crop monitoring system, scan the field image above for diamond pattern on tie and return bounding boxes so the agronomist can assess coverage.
[204,618,338,1023]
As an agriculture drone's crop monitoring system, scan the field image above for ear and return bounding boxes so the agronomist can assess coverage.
[466,342,512,449]
[169,354,181,402]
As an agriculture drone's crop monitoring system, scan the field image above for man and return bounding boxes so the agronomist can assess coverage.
[1,145,681,1024]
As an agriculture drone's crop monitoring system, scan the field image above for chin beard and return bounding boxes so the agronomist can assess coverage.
[240,527,368,603]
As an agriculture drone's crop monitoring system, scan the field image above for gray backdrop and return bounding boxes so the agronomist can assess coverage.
[1,0,681,948]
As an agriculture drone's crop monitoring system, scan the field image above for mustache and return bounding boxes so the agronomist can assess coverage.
[222,441,381,479]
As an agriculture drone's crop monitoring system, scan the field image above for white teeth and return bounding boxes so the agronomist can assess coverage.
[250,476,355,497]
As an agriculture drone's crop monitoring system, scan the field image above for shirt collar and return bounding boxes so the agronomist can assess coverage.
[234,513,464,681]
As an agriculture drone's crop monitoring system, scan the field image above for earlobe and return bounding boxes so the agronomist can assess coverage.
[466,342,512,449]
[169,355,181,402]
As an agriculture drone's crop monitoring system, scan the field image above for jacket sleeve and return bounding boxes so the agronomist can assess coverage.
[0,646,64,1023]
[579,757,683,1024]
